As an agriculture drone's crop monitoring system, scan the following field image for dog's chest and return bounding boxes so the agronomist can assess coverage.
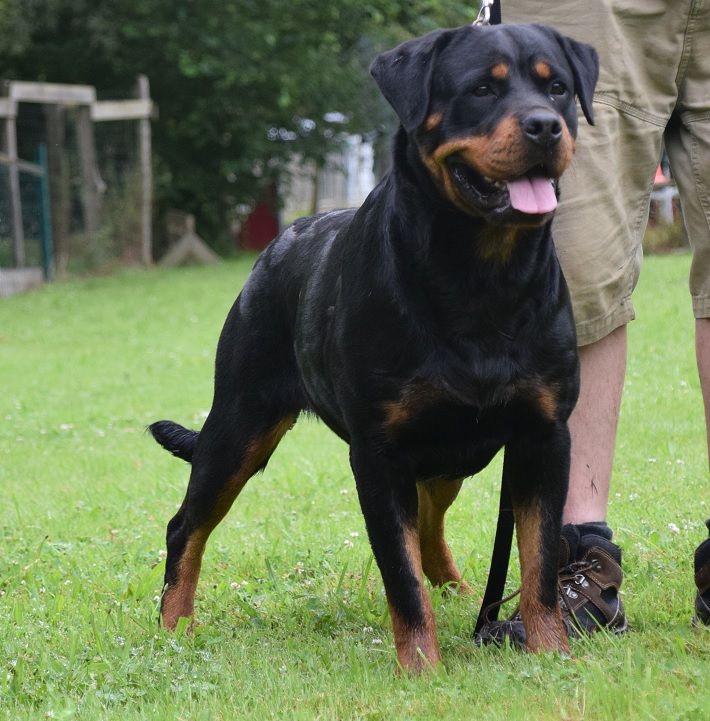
[381,374,557,479]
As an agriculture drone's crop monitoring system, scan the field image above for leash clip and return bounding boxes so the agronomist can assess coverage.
[473,0,494,26]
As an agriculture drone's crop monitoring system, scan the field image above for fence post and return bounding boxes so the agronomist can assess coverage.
[137,74,153,265]
[76,105,102,241]
[44,105,69,275]
[4,111,25,266]
[37,143,54,279]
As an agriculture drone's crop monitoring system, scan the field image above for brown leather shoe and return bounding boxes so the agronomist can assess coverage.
[693,520,710,627]
[475,524,627,647]
[557,525,627,636]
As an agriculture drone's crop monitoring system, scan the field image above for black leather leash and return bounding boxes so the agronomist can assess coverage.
[473,476,515,636]
[491,0,502,25]
[471,0,515,641]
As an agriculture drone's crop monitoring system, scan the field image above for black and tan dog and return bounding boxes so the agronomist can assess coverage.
[150,23,598,672]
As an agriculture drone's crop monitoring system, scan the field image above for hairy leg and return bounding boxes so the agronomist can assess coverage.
[563,325,627,525]
[696,318,710,468]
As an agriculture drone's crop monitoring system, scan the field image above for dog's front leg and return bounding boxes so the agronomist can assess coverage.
[504,424,571,653]
[350,445,440,672]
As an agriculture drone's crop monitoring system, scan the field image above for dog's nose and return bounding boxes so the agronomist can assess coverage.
[521,112,562,149]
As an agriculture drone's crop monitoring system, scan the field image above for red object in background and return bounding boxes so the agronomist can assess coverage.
[654,166,670,186]
[238,182,279,251]
[239,202,279,251]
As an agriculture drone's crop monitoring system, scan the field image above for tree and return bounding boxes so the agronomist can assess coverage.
[0,1,472,247]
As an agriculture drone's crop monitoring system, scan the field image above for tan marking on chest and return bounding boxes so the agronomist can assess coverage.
[477,225,523,264]
[536,384,558,421]
[514,380,561,422]
[382,384,446,430]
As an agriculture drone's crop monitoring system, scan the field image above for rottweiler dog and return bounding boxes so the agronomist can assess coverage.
[150,23,599,672]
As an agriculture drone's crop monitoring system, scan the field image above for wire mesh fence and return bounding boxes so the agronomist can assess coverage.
[1,78,153,285]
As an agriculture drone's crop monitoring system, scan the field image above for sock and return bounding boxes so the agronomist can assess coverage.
[573,521,613,541]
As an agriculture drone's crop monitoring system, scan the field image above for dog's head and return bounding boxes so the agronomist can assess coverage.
[370,24,599,224]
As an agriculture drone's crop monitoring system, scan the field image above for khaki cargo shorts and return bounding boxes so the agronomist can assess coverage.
[504,0,710,345]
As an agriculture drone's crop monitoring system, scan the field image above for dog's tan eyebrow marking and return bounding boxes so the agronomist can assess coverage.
[533,60,552,79]
[491,62,509,80]
[424,112,443,131]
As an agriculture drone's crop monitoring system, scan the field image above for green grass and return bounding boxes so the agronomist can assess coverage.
[0,254,708,720]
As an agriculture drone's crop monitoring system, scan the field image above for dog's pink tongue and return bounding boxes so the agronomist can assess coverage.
[506,176,557,214]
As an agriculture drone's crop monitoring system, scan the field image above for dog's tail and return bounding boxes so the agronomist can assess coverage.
[148,420,199,463]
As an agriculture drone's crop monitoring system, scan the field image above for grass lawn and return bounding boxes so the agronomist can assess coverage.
[0,252,708,720]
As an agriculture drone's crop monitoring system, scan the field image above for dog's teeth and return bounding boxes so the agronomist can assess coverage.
[484,175,505,190]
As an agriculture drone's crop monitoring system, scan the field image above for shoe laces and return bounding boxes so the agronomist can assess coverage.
[480,558,603,624]
[558,558,601,607]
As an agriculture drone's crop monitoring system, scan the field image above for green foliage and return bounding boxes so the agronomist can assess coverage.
[0,1,473,244]
[0,0,32,55]
[0,253,709,719]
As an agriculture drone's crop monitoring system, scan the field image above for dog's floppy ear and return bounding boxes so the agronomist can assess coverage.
[370,29,454,132]
[555,33,599,126]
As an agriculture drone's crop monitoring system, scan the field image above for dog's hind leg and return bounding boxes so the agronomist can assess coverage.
[160,404,297,630]
[417,478,472,594]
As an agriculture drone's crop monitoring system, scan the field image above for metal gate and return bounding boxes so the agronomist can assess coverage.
[1,94,53,296]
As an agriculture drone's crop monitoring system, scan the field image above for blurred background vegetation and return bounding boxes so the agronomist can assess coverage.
[0,1,474,251]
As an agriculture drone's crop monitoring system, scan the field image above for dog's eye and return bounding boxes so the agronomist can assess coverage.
[472,84,493,97]
[549,81,567,96]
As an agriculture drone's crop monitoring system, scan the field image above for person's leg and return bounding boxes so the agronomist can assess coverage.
[696,321,710,625]
[538,327,629,637]
[496,0,690,638]
[664,0,710,618]
[564,325,627,525]
[696,321,710,464]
